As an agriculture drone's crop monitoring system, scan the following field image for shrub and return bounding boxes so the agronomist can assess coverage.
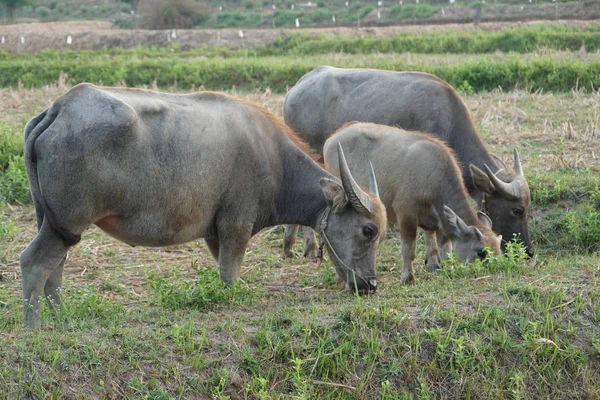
[0,155,30,205]
[266,25,600,55]
[136,0,210,29]
[36,5,51,18]
[0,125,22,172]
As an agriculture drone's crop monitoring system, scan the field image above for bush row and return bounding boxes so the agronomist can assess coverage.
[1,56,600,93]
[267,26,600,55]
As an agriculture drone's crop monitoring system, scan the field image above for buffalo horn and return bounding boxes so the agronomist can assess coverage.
[484,164,520,200]
[368,161,380,200]
[513,148,524,178]
[337,142,374,214]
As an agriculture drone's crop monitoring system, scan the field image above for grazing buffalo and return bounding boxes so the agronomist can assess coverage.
[20,84,386,328]
[324,122,502,284]
[283,66,533,256]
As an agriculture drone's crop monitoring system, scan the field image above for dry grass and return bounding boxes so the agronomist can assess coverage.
[2,82,599,172]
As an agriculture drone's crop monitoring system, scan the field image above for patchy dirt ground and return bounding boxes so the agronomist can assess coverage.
[0,18,597,53]
[0,20,114,34]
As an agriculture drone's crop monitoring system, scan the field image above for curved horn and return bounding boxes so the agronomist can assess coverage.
[513,148,524,178]
[368,161,380,200]
[337,142,373,214]
[484,164,520,199]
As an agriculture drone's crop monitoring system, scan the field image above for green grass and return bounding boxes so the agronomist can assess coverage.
[1,250,599,398]
[149,268,259,311]
[1,52,600,93]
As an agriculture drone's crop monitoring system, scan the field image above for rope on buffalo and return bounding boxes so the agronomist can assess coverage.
[317,207,370,288]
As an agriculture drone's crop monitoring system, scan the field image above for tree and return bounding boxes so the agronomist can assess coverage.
[136,0,210,29]
[0,0,34,22]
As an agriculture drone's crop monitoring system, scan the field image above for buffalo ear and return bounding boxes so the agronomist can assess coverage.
[474,228,484,241]
[320,178,348,210]
[443,205,469,239]
[470,164,495,195]
[477,211,493,229]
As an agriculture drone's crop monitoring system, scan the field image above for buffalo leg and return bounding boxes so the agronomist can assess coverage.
[218,227,251,285]
[424,230,441,272]
[301,226,319,260]
[44,259,65,312]
[399,218,417,285]
[283,224,299,258]
[32,197,65,312]
[20,219,71,329]
[437,233,453,261]
[205,238,220,261]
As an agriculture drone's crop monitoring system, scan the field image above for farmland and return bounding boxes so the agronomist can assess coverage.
[1,21,600,399]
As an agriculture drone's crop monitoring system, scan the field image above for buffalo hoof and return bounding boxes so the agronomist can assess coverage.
[400,275,416,285]
[428,263,441,272]
[304,248,319,262]
[283,247,295,259]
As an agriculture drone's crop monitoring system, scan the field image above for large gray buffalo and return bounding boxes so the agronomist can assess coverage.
[324,122,502,284]
[283,66,533,256]
[20,84,387,329]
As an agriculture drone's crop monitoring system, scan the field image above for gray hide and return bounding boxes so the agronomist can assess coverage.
[283,66,533,255]
[323,123,502,285]
[20,84,387,328]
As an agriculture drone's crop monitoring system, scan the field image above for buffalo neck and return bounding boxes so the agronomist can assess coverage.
[273,144,330,230]
[449,123,499,204]
[440,169,480,228]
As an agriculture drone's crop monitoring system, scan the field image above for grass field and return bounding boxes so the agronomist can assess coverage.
[1,82,599,398]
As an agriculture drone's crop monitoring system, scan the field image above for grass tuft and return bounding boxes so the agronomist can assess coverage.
[148,268,257,311]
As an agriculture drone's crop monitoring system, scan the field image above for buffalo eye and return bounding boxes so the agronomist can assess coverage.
[477,249,488,260]
[512,208,524,217]
[362,225,376,240]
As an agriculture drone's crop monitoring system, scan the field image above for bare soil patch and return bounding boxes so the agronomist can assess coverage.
[0,20,114,34]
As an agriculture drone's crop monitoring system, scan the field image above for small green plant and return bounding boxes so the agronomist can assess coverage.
[148,268,256,311]
[0,214,16,239]
[440,240,530,279]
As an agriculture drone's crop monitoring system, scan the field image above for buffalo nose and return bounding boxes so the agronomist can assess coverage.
[526,249,534,258]
[349,277,377,294]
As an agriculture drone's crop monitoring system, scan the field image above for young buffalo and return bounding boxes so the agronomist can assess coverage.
[323,122,501,285]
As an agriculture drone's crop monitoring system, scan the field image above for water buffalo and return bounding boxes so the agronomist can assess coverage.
[20,84,387,329]
[324,122,502,284]
[283,66,533,256]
